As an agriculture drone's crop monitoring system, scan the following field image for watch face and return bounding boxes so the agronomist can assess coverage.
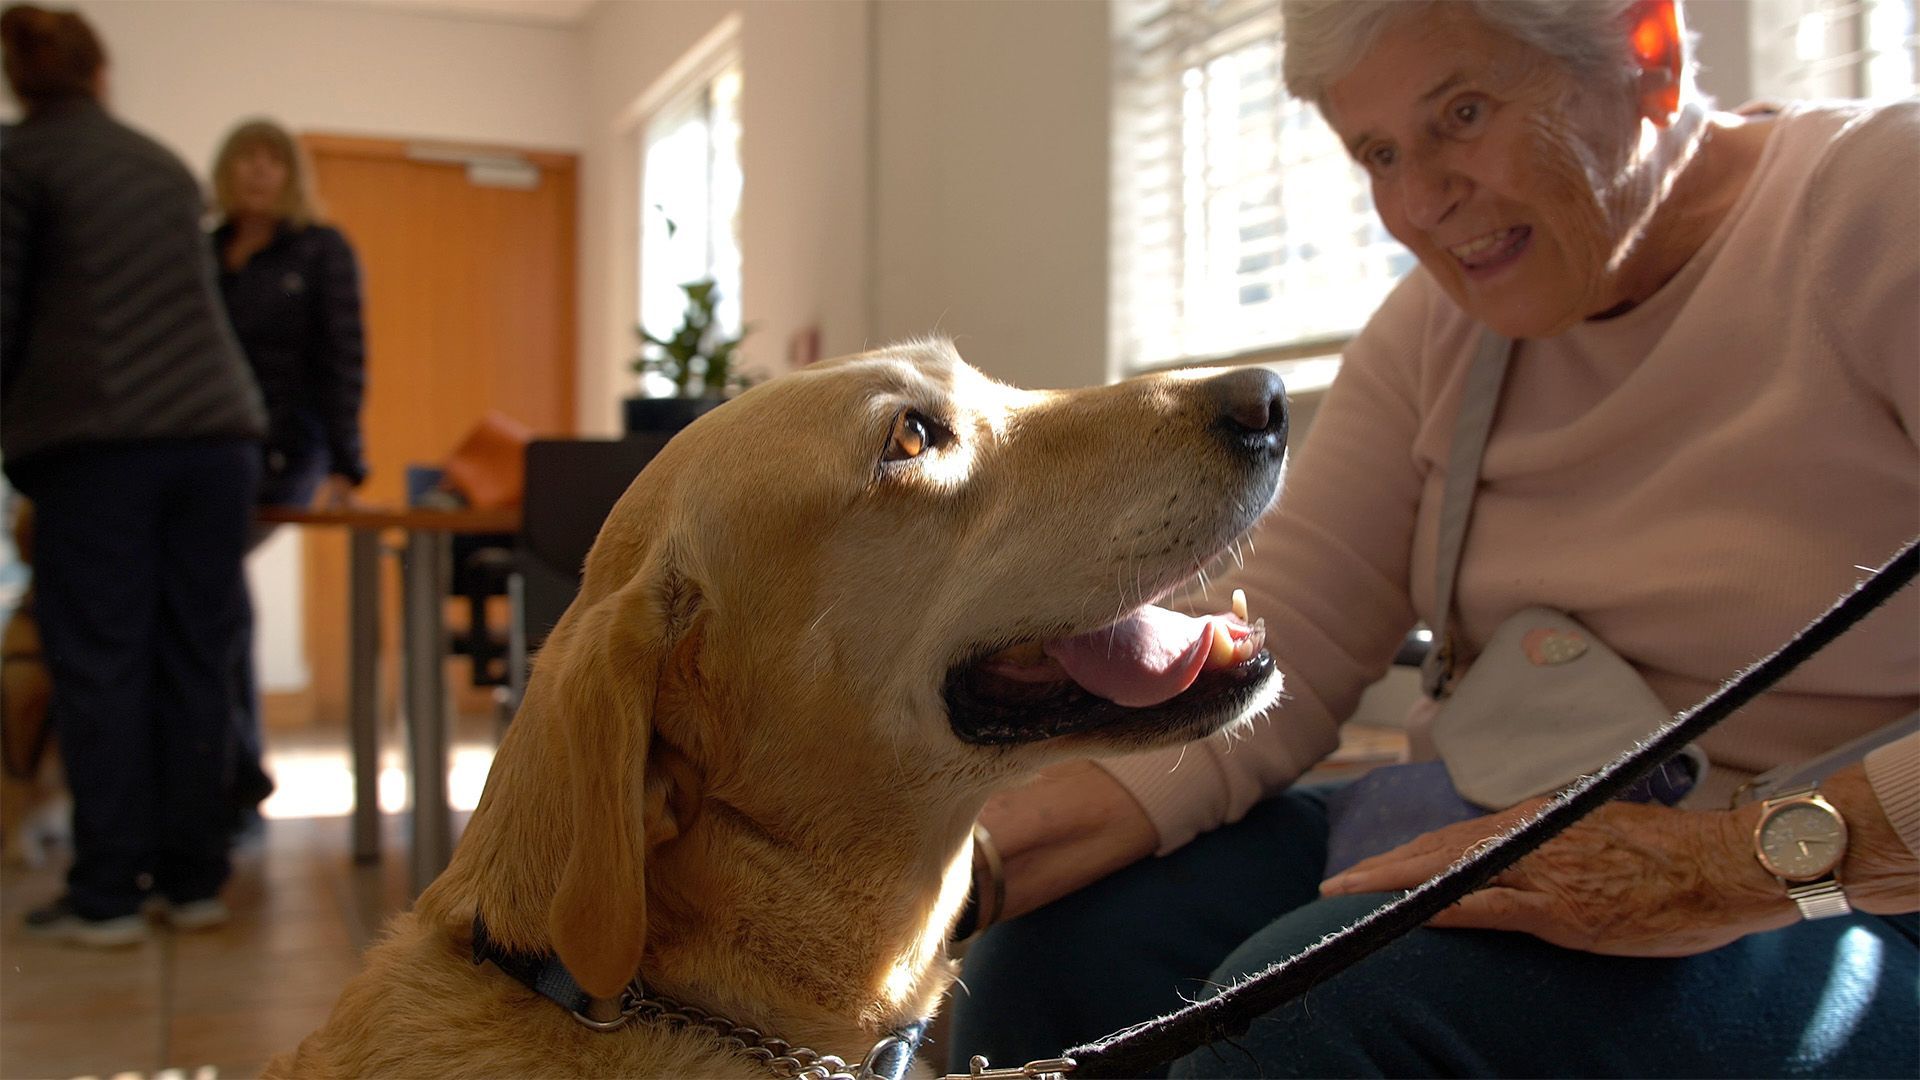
[1757,801,1846,880]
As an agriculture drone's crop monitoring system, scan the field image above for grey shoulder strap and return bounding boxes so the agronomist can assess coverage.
[1736,711,1919,804]
[1420,329,1516,699]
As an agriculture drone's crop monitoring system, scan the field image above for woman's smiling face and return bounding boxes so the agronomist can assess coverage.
[1324,5,1650,337]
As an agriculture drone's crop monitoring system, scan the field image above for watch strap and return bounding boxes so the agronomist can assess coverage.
[1785,879,1852,920]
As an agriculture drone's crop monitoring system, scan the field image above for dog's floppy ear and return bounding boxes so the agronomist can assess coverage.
[543,566,675,1000]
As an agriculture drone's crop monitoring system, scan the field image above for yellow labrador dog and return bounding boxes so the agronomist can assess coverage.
[269,340,1287,1078]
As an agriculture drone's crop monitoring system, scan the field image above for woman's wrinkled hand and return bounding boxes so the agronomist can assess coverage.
[977,759,1159,923]
[1320,798,1795,957]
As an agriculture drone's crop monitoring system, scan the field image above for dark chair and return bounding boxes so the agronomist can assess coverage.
[507,434,675,712]
[449,533,516,688]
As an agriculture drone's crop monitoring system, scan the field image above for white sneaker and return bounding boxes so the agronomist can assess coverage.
[22,898,150,948]
[162,897,231,931]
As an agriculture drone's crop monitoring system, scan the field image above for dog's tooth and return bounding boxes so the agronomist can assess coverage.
[1229,617,1267,664]
[1231,588,1248,622]
[1208,619,1235,667]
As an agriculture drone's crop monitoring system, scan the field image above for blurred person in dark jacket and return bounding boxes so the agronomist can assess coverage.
[210,118,367,513]
[0,3,266,944]
[209,118,369,828]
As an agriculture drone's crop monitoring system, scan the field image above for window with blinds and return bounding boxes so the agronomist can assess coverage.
[1751,0,1917,99]
[1110,0,1413,374]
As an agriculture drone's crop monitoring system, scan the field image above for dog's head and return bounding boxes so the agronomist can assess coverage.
[452,340,1286,999]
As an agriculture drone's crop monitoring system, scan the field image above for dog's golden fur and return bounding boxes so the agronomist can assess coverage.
[269,341,1283,1078]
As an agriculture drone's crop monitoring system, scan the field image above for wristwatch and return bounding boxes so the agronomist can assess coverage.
[1752,784,1851,920]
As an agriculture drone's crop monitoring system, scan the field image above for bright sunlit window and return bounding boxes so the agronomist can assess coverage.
[638,51,744,389]
[1110,0,1412,373]
[1753,0,1918,100]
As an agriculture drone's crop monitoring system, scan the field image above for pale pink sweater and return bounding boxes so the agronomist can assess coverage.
[1103,101,1920,859]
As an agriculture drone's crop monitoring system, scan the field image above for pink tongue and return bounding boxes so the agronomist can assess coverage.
[1042,605,1215,708]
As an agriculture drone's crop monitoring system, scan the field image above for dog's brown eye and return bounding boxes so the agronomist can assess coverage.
[885,409,931,462]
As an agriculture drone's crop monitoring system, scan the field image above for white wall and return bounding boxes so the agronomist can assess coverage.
[39,0,589,692]
[66,0,587,169]
[870,0,1112,390]
[1688,0,1757,106]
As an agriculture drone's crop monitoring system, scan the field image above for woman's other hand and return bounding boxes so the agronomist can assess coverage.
[1319,763,1916,956]
[308,474,358,511]
[1320,797,1792,956]
[979,759,1159,923]
[1324,798,1794,956]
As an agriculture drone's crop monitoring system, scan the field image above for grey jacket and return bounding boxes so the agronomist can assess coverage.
[1,99,265,468]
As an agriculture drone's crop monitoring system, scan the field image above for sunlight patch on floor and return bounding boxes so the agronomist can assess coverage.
[1791,926,1884,1069]
[259,744,496,820]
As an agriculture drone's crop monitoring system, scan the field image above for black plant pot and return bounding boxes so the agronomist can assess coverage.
[623,396,726,436]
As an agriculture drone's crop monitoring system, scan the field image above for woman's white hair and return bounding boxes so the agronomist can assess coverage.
[1281,0,1698,110]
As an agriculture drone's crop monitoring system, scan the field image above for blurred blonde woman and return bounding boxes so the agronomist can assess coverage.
[210,118,367,514]
[209,119,369,830]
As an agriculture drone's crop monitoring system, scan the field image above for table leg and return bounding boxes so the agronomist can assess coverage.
[348,527,382,864]
[402,529,452,894]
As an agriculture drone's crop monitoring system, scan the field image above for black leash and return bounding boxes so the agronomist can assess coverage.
[1058,536,1918,1079]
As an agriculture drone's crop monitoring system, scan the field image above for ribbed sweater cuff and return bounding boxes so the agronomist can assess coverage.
[1096,744,1225,856]
[1864,732,1920,858]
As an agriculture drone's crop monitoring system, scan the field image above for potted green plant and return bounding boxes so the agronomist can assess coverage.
[624,278,754,435]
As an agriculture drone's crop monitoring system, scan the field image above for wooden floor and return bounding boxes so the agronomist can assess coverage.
[0,737,481,1080]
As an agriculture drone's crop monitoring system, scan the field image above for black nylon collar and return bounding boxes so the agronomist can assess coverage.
[471,914,607,1020]
[471,914,928,1079]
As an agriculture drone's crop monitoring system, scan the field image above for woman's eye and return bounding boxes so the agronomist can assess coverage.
[1447,96,1487,132]
[1363,144,1396,172]
[884,409,934,462]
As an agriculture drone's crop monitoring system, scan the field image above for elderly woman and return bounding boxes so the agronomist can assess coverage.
[950,1,1917,1076]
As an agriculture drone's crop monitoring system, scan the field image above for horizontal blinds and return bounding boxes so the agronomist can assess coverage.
[1111,0,1411,372]
[1750,0,1917,100]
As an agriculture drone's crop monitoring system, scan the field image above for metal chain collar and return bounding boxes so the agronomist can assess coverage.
[574,976,1073,1080]
[574,976,914,1080]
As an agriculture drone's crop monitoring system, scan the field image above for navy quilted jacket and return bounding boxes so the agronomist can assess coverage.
[0,99,265,468]
[212,220,369,485]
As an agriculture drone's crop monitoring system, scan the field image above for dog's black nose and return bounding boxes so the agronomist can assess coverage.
[1206,367,1288,459]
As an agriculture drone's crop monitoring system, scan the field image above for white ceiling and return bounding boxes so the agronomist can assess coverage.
[308,0,601,28]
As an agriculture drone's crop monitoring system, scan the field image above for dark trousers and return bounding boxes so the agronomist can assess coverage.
[11,439,260,917]
[952,787,1920,1078]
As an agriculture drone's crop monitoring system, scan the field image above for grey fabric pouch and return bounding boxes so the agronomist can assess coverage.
[1429,606,1704,807]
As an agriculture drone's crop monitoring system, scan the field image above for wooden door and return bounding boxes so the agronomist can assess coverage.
[278,134,577,730]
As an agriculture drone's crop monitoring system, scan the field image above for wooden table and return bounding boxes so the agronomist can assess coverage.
[258,504,520,893]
